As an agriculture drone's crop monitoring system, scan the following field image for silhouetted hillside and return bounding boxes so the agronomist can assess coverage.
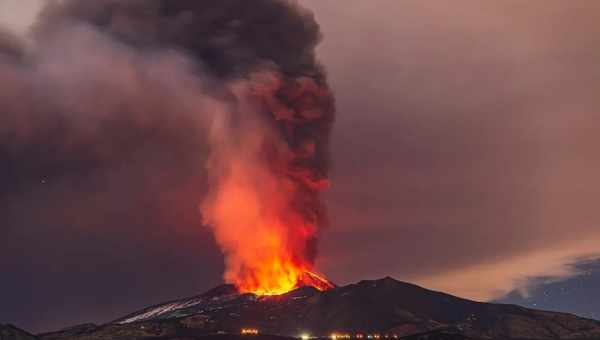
[37,278,600,340]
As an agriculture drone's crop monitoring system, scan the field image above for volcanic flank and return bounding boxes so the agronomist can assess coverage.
[19,0,336,296]
[37,278,600,340]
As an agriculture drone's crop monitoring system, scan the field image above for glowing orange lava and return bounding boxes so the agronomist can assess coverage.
[235,261,331,296]
[201,144,334,296]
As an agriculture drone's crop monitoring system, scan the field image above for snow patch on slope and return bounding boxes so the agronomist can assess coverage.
[118,297,205,324]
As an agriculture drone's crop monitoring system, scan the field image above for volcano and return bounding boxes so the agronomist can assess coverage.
[36,277,600,340]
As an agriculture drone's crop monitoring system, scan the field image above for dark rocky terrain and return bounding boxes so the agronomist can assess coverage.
[9,278,600,340]
[0,324,38,340]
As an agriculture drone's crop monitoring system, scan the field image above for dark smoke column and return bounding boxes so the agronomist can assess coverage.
[40,0,335,295]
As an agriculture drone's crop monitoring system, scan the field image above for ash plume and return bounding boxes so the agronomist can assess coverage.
[2,0,334,295]
[0,29,23,58]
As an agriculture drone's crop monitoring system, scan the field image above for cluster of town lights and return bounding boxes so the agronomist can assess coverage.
[240,329,398,339]
[330,334,398,340]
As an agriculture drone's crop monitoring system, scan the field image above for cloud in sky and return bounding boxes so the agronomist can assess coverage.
[300,0,600,300]
[0,0,42,35]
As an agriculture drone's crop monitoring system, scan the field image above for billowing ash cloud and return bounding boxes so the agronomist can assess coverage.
[38,0,323,77]
[0,29,23,58]
[2,0,334,305]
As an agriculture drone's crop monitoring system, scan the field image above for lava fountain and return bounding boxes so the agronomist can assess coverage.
[202,71,336,295]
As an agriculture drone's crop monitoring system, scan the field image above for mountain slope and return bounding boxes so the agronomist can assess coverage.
[0,324,39,340]
[39,277,600,340]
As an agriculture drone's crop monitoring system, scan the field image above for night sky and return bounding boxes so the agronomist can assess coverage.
[2,0,600,333]
[497,260,600,321]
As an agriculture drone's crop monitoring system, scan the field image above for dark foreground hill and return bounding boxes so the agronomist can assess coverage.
[30,277,600,340]
[0,324,38,340]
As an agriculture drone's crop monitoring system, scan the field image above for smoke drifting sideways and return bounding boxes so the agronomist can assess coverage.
[0,30,23,58]
[1,0,334,295]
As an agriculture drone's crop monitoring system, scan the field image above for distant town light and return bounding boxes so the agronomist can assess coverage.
[300,333,311,340]
[241,328,259,335]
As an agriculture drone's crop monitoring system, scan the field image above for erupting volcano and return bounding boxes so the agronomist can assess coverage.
[36,0,336,297]
[190,1,337,296]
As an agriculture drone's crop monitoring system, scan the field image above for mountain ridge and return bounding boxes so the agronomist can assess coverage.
[29,277,600,340]
[1,324,39,340]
